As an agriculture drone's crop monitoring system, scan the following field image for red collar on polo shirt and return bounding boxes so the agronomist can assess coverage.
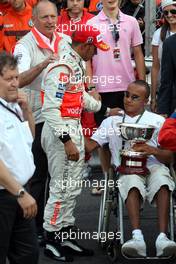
[31,27,62,53]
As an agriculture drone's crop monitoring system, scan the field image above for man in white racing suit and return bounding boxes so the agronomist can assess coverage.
[41,25,121,261]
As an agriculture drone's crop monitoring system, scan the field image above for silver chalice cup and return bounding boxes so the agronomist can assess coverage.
[117,123,155,176]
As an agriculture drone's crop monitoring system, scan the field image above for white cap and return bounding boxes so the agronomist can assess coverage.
[161,0,176,9]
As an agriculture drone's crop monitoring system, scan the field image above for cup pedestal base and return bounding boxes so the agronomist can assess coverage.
[117,153,150,176]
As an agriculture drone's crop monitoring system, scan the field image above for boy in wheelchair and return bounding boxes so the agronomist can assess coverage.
[85,80,176,257]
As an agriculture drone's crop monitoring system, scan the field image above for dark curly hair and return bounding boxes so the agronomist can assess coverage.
[0,52,18,76]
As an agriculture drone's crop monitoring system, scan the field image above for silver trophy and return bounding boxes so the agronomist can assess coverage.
[117,123,155,176]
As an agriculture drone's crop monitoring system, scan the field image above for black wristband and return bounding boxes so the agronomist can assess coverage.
[59,133,71,144]
[87,86,96,92]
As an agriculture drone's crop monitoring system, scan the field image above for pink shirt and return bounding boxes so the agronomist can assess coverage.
[87,10,143,93]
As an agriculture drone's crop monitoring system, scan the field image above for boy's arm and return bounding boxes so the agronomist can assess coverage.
[84,137,100,153]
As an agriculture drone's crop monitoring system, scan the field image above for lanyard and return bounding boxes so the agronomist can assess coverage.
[122,109,145,123]
[108,15,120,45]
[121,110,145,150]
[0,101,23,122]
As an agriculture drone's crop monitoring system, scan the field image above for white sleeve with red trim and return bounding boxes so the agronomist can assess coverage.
[41,64,71,138]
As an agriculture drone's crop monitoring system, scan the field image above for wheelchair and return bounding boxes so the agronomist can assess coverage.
[97,165,176,263]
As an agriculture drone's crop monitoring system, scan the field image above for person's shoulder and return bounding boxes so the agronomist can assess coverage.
[144,110,165,125]
[86,10,102,24]
[59,49,78,67]
[120,11,138,23]
[153,27,162,38]
[45,61,70,76]
[43,62,70,87]
[151,28,162,46]
[83,9,94,20]
[167,32,176,40]
[145,110,163,118]
[58,33,72,45]
[101,115,122,128]
[164,32,176,45]
[13,31,32,53]
[46,49,76,76]
[18,30,32,43]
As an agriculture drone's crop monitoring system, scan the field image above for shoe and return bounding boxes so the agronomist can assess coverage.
[155,233,176,257]
[44,231,74,262]
[122,236,146,257]
[61,239,94,256]
[61,226,94,256]
[44,243,74,262]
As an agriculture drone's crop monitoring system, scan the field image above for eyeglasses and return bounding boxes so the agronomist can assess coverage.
[163,9,176,16]
[124,91,141,101]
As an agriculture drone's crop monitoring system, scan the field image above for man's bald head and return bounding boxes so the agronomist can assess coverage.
[32,0,57,17]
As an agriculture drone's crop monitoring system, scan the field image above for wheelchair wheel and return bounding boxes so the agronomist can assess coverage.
[98,167,115,248]
[107,240,121,263]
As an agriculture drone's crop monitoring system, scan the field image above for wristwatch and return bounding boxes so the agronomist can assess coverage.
[16,188,26,198]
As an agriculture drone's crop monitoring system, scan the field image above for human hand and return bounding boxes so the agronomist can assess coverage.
[159,114,168,118]
[138,18,145,28]
[42,54,59,69]
[132,142,157,156]
[64,140,80,161]
[109,107,124,116]
[17,192,37,219]
[89,90,101,101]
[17,91,29,111]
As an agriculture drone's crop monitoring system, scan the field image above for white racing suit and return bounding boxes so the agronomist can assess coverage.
[41,47,107,232]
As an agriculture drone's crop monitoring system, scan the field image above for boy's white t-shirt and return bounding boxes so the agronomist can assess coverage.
[91,110,165,167]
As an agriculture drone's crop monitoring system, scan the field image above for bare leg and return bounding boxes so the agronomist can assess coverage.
[155,185,170,233]
[125,188,141,230]
[122,188,147,257]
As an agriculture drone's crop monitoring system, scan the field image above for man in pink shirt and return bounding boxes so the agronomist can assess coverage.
[87,0,145,173]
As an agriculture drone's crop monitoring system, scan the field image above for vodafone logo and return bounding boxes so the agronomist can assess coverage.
[67,107,82,115]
